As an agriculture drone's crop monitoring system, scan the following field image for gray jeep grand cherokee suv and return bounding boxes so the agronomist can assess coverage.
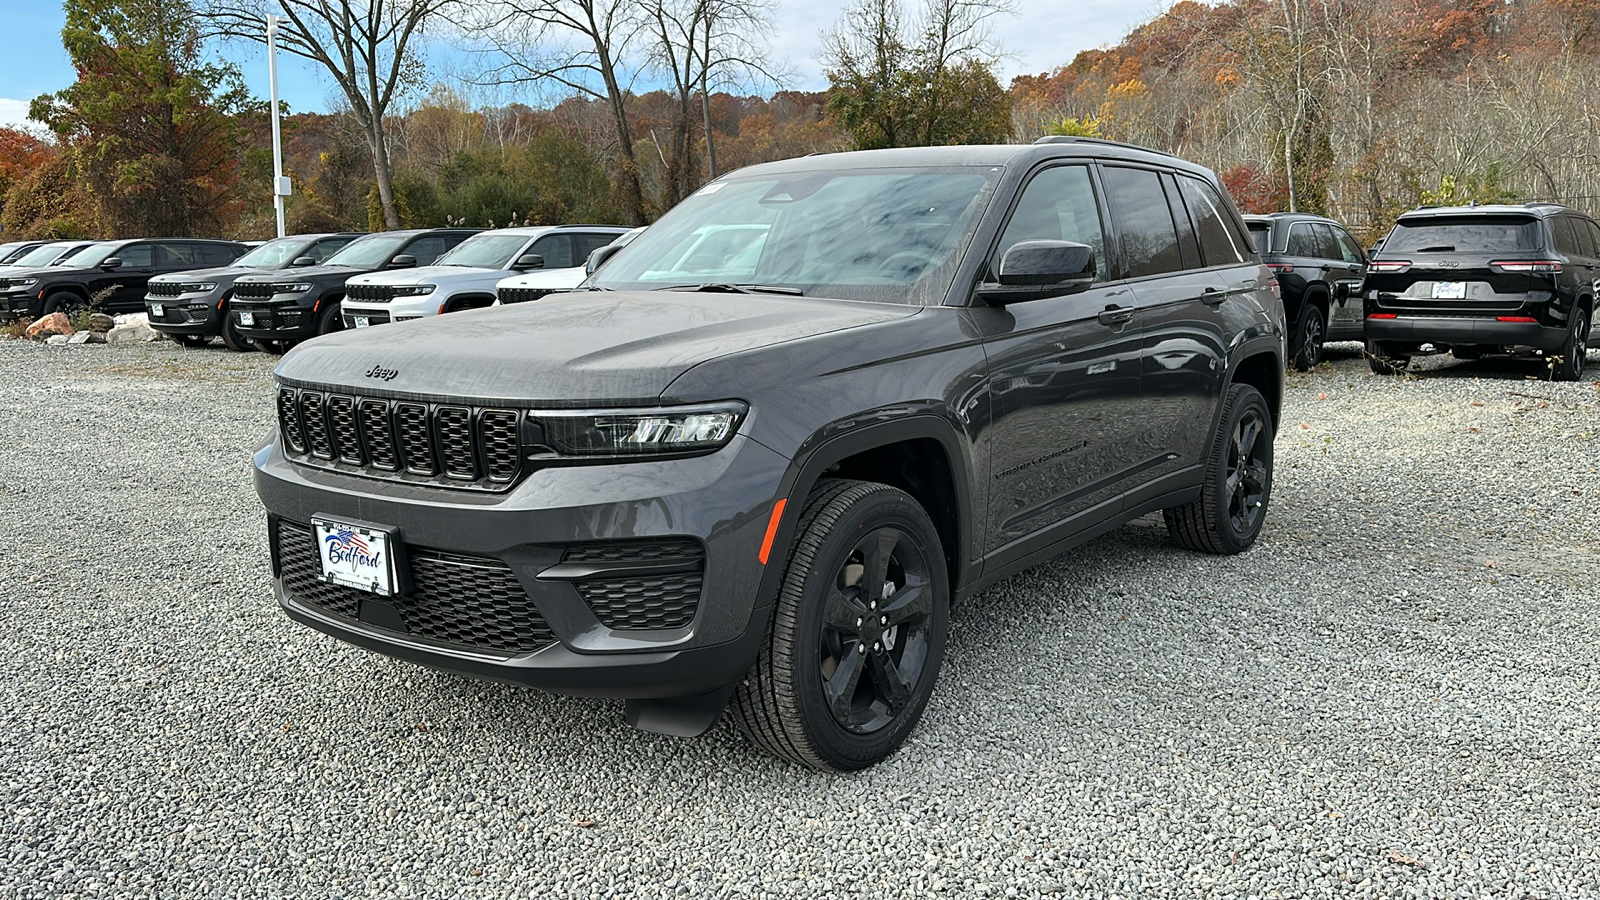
[254,138,1285,770]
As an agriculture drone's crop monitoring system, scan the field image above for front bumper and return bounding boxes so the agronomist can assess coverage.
[1365,314,1567,351]
[233,298,316,341]
[254,432,791,699]
[147,295,224,335]
[342,295,437,327]
[0,291,38,323]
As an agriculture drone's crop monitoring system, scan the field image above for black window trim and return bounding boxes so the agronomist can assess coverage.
[973,160,1120,293]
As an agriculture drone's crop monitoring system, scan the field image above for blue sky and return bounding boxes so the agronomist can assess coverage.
[0,0,1156,130]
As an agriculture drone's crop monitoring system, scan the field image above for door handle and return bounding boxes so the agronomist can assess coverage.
[1097,305,1135,326]
[1200,287,1227,306]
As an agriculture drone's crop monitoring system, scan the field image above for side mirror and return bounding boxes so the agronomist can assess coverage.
[976,240,1096,304]
[100,257,123,270]
[586,244,623,276]
[387,254,417,269]
[290,256,317,267]
[514,253,545,270]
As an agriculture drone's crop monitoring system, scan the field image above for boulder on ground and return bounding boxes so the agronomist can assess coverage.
[113,312,151,328]
[68,330,107,345]
[106,320,160,344]
[87,313,115,333]
[45,334,71,345]
[25,312,74,341]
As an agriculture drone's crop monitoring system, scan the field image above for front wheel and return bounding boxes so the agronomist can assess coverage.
[730,479,949,771]
[1164,383,1274,554]
[315,301,344,336]
[1549,307,1589,382]
[1290,303,1326,372]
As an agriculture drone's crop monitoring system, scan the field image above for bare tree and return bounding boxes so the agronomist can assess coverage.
[460,0,651,223]
[204,0,458,228]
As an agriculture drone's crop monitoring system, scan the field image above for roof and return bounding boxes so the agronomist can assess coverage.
[1400,203,1577,219]
[1241,212,1342,224]
[729,138,1218,182]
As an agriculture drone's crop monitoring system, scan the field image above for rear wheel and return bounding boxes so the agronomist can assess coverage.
[1164,383,1274,555]
[1550,307,1589,382]
[1366,340,1410,375]
[730,479,949,771]
[1290,303,1326,371]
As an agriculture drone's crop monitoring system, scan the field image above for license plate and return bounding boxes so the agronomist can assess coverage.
[239,311,255,326]
[312,517,397,595]
[150,303,164,317]
[353,316,369,328]
[1432,282,1466,299]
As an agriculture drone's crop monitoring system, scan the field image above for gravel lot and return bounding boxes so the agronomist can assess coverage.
[1,338,1597,899]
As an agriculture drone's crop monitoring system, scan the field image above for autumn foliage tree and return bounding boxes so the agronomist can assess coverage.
[31,0,259,238]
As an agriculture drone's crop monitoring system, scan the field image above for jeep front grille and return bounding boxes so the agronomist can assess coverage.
[147,283,185,298]
[233,282,277,301]
[276,386,523,491]
[273,520,556,655]
[345,284,399,303]
[497,287,557,305]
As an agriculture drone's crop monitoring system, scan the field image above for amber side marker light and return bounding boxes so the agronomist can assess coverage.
[758,498,788,565]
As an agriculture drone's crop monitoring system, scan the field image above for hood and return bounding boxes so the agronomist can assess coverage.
[1,264,89,281]
[274,290,920,405]
[496,265,587,290]
[347,264,499,287]
[148,265,263,284]
[235,264,364,284]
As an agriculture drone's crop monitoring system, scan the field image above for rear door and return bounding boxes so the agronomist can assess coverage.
[1328,226,1367,337]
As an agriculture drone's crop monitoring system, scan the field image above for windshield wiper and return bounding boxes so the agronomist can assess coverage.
[653,282,805,296]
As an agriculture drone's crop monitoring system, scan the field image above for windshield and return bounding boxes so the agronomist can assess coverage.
[9,242,79,268]
[235,236,317,268]
[436,233,536,268]
[1384,217,1542,253]
[1247,223,1271,254]
[59,242,121,268]
[588,167,1000,304]
[324,233,411,268]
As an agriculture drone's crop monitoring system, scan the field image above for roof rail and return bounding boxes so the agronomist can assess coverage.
[1032,135,1177,159]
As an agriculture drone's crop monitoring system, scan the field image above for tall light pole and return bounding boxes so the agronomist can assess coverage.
[267,14,289,237]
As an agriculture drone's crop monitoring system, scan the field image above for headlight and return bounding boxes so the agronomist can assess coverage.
[12,278,37,288]
[181,282,217,293]
[274,283,313,294]
[531,402,746,457]
[392,284,436,296]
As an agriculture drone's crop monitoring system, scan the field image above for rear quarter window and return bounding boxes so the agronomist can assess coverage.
[1384,217,1542,253]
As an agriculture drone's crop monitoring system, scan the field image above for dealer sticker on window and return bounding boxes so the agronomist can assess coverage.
[312,517,396,595]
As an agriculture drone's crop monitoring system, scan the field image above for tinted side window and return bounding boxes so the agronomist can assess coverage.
[1162,176,1201,269]
[529,235,575,269]
[157,244,197,267]
[1285,223,1319,258]
[1311,224,1341,260]
[1100,166,1183,279]
[573,232,620,262]
[1179,177,1248,266]
[200,244,237,266]
[1333,228,1365,264]
[308,238,353,262]
[404,236,447,266]
[117,244,154,267]
[1558,217,1593,257]
[995,165,1107,282]
[1586,220,1600,258]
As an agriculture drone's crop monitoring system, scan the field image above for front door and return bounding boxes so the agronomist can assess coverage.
[973,164,1145,554]
[93,243,155,312]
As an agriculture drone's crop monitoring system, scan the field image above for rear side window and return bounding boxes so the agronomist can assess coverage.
[199,244,239,266]
[1312,224,1342,260]
[1101,166,1183,278]
[1333,228,1365,264]
[405,236,447,265]
[1179,177,1248,266]
[1586,220,1600,257]
[573,232,621,262]
[995,165,1106,282]
[1285,223,1319,257]
[1247,223,1271,254]
[1384,217,1542,253]
[1552,218,1582,256]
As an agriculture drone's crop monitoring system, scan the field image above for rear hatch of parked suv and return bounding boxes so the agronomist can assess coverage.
[1366,213,1556,320]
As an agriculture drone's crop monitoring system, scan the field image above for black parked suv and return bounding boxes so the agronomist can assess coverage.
[0,238,248,322]
[1364,203,1595,379]
[1244,213,1367,370]
[145,233,363,351]
[253,138,1284,770]
[230,228,480,353]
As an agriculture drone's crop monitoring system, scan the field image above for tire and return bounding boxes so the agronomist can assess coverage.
[1366,340,1410,375]
[1164,383,1274,555]
[1290,302,1326,372]
[219,303,255,352]
[314,301,343,336]
[171,333,210,348]
[41,292,85,317]
[730,479,950,771]
[1549,306,1589,382]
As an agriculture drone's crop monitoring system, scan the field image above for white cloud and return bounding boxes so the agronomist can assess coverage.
[0,97,33,129]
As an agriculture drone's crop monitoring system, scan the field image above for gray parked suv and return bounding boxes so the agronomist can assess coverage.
[254,138,1285,770]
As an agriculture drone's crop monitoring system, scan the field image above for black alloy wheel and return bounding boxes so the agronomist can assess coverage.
[732,479,949,771]
[41,292,84,317]
[315,302,344,336]
[1291,304,1325,372]
[1165,383,1274,554]
[1551,307,1589,382]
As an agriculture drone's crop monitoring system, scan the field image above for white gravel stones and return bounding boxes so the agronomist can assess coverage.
[1,339,1597,898]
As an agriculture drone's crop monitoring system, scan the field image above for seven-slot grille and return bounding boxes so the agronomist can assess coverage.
[233,282,278,301]
[345,283,400,303]
[276,385,523,490]
[147,282,186,298]
[497,287,556,305]
[272,520,556,655]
